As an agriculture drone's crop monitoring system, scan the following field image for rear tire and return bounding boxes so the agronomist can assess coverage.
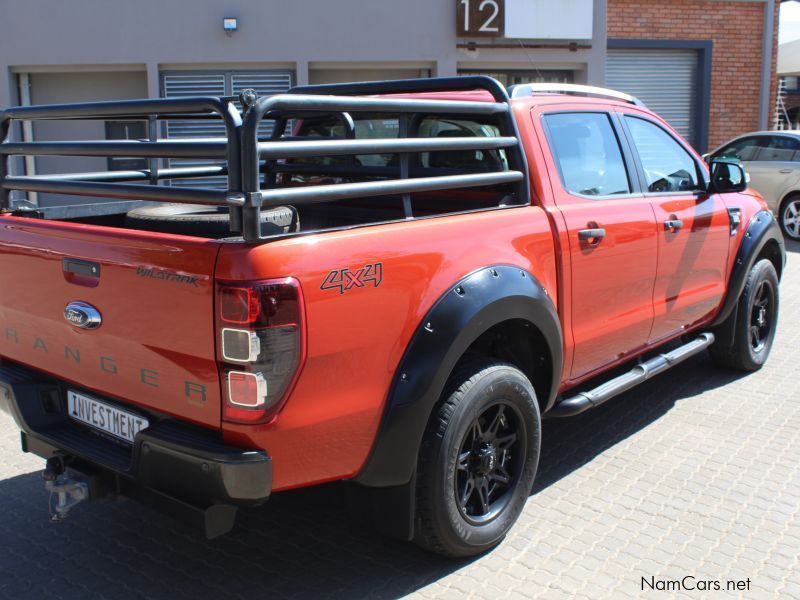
[414,359,540,557]
[779,195,800,240]
[710,259,779,371]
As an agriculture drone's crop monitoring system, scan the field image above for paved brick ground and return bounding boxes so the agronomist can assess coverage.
[1,242,799,600]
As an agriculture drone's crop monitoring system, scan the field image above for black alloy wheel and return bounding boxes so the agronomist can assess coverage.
[749,279,775,353]
[710,258,780,371]
[455,402,523,525]
[414,359,541,557]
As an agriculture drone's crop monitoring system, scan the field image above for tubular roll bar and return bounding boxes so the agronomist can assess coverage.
[240,77,530,242]
[4,176,232,205]
[0,139,229,159]
[241,172,523,206]
[0,96,244,229]
[255,136,519,159]
[1,76,530,243]
[28,165,228,183]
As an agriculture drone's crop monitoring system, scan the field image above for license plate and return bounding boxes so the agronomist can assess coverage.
[67,390,148,444]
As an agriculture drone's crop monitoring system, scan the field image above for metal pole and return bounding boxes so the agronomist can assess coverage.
[0,117,9,210]
[399,115,412,219]
[759,0,776,130]
[147,116,158,186]
[18,73,37,206]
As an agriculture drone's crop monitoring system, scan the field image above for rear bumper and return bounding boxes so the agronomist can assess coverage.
[0,360,271,532]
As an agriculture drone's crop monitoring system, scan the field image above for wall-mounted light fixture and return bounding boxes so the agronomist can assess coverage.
[223,17,238,35]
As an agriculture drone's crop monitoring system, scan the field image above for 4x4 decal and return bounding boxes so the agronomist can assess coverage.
[321,262,383,294]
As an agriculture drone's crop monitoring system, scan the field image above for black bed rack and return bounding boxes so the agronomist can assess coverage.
[0,76,529,243]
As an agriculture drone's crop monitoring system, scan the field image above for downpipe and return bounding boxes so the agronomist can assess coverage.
[549,332,715,418]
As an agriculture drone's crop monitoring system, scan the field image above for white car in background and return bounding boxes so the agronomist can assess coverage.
[707,131,800,240]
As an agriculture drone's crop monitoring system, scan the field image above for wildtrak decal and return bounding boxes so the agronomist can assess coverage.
[136,267,200,287]
[2,327,207,406]
[321,262,383,295]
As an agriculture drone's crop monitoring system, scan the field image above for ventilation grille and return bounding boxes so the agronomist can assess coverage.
[163,71,293,188]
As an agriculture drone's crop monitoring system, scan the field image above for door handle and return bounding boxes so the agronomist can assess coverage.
[779,168,793,174]
[578,228,606,242]
[664,219,684,232]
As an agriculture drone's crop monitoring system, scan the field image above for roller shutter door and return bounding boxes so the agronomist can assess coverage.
[606,49,698,146]
[162,70,293,187]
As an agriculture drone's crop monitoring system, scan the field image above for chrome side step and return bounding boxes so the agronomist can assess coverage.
[548,332,715,418]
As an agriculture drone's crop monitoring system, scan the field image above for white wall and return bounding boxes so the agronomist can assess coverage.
[0,0,608,104]
[505,0,594,40]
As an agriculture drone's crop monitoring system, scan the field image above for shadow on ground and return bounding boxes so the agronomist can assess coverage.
[0,354,747,600]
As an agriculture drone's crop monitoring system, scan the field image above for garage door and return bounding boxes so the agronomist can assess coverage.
[606,49,698,145]
[162,70,293,187]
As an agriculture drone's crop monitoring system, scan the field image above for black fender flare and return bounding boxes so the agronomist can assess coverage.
[712,209,785,328]
[353,265,563,488]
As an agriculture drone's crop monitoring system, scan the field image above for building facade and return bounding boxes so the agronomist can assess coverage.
[609,0,780,152]
[777,37,800,128]
[0,0,779,207]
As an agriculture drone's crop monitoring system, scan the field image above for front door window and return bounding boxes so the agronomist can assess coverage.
[625,117,702,193]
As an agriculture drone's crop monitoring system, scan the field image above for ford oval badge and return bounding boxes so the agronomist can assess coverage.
[64,302,102,330]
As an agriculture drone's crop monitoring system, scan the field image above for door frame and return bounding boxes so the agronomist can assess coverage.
[533,106,659,381]
[615,110,731,344]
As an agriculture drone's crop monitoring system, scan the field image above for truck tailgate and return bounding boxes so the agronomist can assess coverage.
[0,216,222,428]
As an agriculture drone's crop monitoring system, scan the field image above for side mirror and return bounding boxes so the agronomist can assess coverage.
[701,153,710,163]
[709,159,747,194]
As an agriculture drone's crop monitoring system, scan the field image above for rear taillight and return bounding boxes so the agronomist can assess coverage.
[216,278,306,424]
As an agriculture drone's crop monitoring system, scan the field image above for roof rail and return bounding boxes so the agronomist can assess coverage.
[508,83,647,107]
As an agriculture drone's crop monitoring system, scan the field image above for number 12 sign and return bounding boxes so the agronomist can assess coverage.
[457,0,505,37]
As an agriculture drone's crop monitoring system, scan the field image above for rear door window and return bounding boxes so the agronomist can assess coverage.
[544,112,631,197]
[417,117,508,171]
[286,112,516,214]
[295,115,400,167]
[754,135,800,162]
[295,114,509,171]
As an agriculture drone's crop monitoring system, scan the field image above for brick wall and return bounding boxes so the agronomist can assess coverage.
[608,0,780,150]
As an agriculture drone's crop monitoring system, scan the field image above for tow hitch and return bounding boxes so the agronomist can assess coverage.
[42,456,88,522]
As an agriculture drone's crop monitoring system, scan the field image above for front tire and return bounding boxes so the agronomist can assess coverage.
[414,359,541,557]
[710,259,779,371]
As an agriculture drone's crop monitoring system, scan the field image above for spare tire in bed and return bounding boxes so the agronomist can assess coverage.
[124,204,298,239]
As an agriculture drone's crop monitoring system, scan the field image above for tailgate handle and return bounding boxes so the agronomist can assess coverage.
[63,258,101,288]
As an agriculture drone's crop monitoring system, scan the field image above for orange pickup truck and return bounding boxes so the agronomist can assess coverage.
[0,77,784,556]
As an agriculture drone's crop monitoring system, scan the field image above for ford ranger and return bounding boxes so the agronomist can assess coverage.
[0,77,785,557]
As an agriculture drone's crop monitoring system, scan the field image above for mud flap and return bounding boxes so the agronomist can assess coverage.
[345,475,416,542]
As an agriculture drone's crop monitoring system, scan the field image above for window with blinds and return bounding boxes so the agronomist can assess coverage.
[161,70,294,188]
